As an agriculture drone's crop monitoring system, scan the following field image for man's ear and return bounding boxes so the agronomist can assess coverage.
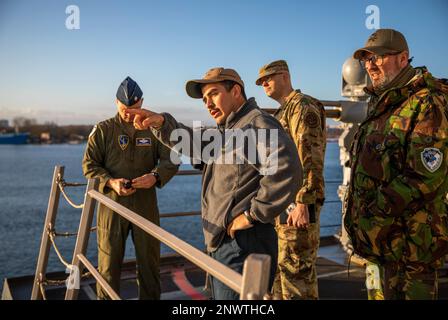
[232,84,242,98]
[399,51,410,68]
[115,99,120,107]
[282,71,292,85]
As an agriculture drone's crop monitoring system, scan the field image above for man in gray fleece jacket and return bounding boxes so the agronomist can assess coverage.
[125,67,302,300]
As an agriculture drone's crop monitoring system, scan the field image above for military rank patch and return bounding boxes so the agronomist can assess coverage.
[136,137,152,146]
[118,135,129,150]
[304,112,319,128]
[421,147,443,173]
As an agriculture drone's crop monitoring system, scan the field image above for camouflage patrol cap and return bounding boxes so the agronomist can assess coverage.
[353,29,409,60]
[255,60,289,85]
[185,67,245,99]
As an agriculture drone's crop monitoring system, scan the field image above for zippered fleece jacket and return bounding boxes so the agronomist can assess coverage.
[151,97,302,252]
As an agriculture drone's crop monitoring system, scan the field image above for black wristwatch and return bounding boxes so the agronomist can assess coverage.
[150,172,160,182]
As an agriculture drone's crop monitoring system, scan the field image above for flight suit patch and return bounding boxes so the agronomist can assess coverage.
[118,135,129,150]
[136,137,152,147]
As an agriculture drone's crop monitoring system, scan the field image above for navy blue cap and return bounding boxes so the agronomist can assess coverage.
[116,76,143,106]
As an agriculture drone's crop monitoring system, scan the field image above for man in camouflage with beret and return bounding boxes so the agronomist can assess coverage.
[82,76,179,299]
[256,60,326,299]
[344,29,448,299]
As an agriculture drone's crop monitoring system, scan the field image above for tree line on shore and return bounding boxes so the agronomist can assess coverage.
[1,117,343,144]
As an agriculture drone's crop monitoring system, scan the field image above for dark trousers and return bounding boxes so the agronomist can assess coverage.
[97,214,160,300]
[210,223,278,300]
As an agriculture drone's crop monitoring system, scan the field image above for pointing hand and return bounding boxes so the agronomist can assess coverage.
[124,108,165,130]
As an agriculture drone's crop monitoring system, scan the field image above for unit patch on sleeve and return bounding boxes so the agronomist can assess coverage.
[421,147,443,173]
[304,112,319,128]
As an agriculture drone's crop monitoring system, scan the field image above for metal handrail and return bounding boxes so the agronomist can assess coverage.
[30,165,257,300]
[31,166,64,300]
[33,135,345,300]
[64,177,271,300]
[160,211,201,218]
[76,254,120,300]
[89,189,245,292]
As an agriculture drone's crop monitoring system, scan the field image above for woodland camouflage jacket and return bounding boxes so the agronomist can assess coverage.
[344,67,448,266]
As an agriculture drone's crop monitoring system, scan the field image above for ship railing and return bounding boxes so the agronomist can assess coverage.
[32,165,271,300]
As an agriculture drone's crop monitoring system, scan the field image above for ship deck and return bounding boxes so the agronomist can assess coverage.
[3,235,448,300]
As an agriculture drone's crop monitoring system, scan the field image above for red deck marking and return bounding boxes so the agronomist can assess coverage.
[171,268,207,300]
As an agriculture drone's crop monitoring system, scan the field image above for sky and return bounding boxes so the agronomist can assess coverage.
[0,0,447,126]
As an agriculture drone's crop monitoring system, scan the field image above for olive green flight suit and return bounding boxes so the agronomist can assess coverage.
[82,114,178,299]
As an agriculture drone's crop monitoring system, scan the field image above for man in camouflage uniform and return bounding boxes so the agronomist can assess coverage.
[256,60,326,299]
[82,76,178,299]
[344,29,448,299]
